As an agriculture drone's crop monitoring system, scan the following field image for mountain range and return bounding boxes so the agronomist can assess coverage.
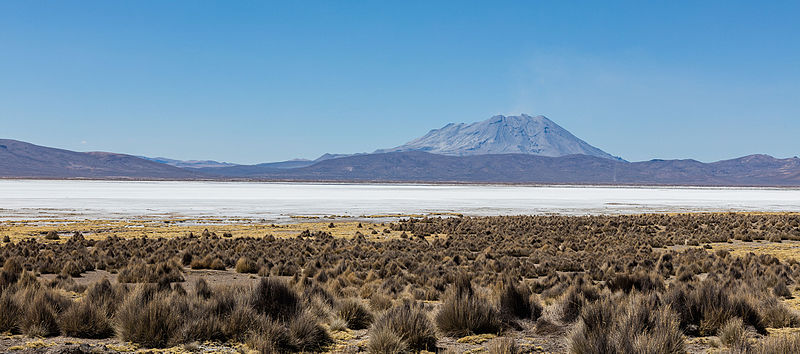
[2,114,799,186]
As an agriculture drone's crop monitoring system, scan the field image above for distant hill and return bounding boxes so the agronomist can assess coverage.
[214,151,800,186]
[194,153,366,177]
[376,114,622,160]
[0,139,202,179]
[139,156,238,169]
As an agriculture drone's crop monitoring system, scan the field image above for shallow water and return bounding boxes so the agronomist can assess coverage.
[1,180,799,221]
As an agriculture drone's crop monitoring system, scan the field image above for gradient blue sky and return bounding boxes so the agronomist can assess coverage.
[2,1,799,164]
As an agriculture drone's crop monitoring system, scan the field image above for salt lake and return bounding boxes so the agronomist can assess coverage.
[1,180,799,221]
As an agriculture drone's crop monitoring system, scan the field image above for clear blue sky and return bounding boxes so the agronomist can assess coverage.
[2,1,799,164]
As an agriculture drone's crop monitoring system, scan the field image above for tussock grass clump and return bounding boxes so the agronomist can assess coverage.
[13,285,71,338]
[85,278,123,315]
[1,257,23,290]
[567,294,684,354]
[718,317,748,350]
[606,271,664,294]
[436,277,502,336]
[0,289,21,334]
[117,260,184,283]
[209,258,226,270]
[559,283,598,324]
[251,278,300,321]
[336,298,374,330]
[60,260,82,278]
[58,300,114,338]
[499,282,542,321]
[235,257,258,274]
[369,292,393,312]
[246,311,332,353]
[288,311,333,352]
[115,286,182,348]
[367,327,407,354]
[758,296,800,328]
[247,318,293,353]
[45,230,60,240]
[487,337,519,354]
[664,280,766,336]
[21,292,61,337]
[2,257,22,276]
[750,334,800,354]
[370,302,437,352]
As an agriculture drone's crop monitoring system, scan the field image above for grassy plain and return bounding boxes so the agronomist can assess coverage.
[2,213,800,353]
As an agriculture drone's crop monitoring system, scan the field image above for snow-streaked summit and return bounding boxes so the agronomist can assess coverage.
[376,114,623,160]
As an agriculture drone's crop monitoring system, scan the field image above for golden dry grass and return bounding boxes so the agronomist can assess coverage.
[708,240,800,262]
[0,219,418,243]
